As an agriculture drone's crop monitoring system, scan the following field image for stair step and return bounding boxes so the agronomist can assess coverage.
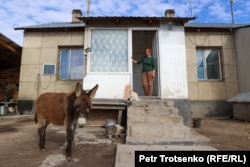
[128,107,179,116]
[127,116,184,125]
[127,124,190,138]
[131,100,175,108]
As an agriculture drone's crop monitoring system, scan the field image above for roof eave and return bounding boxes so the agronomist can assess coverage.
[15,22,85,30]
[78,16,196,24]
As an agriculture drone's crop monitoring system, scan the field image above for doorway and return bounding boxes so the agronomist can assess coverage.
[132,30,159,96]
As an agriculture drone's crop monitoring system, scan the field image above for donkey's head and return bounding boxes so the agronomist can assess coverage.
[74,82,98,128]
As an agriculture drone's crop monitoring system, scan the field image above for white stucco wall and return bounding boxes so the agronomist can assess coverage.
[83,74,131,99]
[158,22,188,99]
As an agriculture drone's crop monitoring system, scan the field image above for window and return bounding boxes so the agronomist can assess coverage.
[59,48,84,80]
[90,29,128,72]
[196,48,222,80]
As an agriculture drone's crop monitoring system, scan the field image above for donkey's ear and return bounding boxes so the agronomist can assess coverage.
[87,84,98,98]
[75,82,82,97]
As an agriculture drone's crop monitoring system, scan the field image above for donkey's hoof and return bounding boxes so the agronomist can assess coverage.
[39,147,46,151]
[66,156,72,161]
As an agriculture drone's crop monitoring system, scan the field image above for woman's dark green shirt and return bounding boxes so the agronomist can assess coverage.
[136,56,156,72]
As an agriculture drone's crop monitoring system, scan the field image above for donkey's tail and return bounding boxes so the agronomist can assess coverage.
[34,112,38,124]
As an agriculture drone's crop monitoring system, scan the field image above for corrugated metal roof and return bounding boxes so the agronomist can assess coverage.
[185,23,249,29]
[15,20,250,30]
[15,22,85,30]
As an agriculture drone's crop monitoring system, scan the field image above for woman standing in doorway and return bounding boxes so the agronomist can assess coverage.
[132,48,156,96]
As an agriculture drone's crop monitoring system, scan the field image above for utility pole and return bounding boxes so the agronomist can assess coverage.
[190,0,193,17]
[87,0,91,16]
[230,0,235,24]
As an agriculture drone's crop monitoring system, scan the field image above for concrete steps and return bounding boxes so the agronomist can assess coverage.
[115,99,215,167]
[126,99,194,145]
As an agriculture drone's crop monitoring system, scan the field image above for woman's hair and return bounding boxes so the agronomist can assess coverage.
[145,48,152,53]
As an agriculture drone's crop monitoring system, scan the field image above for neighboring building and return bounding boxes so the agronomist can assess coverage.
[228,25,250,121]
[234,25,250,93]
[0,33,21,103]
[15,9,250,124]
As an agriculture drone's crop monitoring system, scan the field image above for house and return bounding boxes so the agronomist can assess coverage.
[15,9,250,124]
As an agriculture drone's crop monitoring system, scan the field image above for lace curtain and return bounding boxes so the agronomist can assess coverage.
[90,29,128,72]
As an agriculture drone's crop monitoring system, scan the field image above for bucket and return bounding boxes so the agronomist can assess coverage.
[0,106,8,116]
[105,119,117,128]
[192,118,201,128]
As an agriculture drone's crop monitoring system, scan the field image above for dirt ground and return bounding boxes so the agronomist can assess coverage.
[194,117,250,150]
[0,116,250,167]
[0,115,125,167]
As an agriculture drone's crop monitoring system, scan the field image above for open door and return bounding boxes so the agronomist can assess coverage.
[152,32,159,96]
[132,30,159,96]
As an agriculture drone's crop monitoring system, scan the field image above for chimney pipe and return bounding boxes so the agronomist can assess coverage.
[165,9,175,17]
[72,9,82,22]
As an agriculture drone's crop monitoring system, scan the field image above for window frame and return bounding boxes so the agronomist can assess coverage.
[196,47,223,81]
[58,46,84,80]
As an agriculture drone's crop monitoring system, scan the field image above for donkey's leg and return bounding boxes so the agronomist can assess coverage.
[38,121,49,151]
[38,127,45,150]
[65,122,77,161]
[42,122,49,148]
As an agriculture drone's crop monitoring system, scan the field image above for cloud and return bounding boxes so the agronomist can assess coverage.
[0,0,80,45]
[208,2,232,22]
[233,0,250,23]
[0,0,249,46]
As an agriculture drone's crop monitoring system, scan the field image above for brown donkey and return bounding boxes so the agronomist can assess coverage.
[35,82,98,161]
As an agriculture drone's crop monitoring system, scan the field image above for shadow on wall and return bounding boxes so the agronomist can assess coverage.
[171,99,192,127]
[190,100,233,118]
[17,100,34,115]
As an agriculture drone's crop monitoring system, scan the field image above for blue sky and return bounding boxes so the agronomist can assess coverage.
[0,0,249,46]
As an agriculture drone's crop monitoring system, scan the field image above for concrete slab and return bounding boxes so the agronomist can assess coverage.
[115,129,215,167]
[126,137,197,145]
[115,144,217,167]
